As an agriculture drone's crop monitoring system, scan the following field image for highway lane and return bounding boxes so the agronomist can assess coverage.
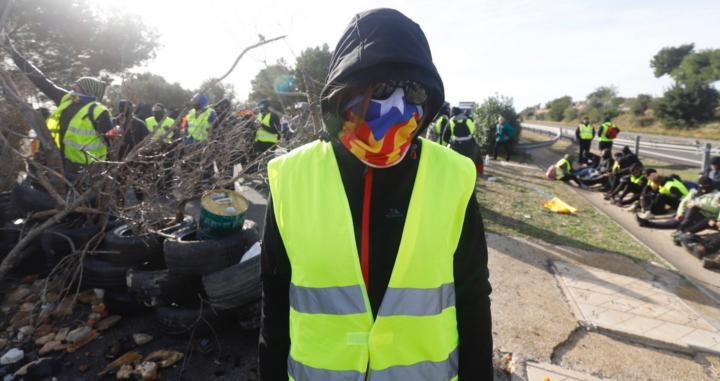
[522,123,712,167]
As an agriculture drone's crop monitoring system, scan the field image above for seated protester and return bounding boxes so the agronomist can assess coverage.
[684,235,720,269]
[603,152,629,199]
[580,150,600,168]
[610,163,646,207]
[637,176,716,235]
[639,173,690,219]
[639,168,658,212]
[553,154,586,187]
[582,149,614,189]
[702,156,720,190]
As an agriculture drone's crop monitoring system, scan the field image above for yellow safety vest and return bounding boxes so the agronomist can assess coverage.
[449,117,476,142]
[145,116,175,143]
[630,175,645,185]
[554,157,571,180]
[47,93,108,164]
[612,161,621,172]
[186,107,214,141]
[599,122,614,142]
[659,178,689,197]
[256,112,279,143]
[578,123,593,140]
[268,138,475,381]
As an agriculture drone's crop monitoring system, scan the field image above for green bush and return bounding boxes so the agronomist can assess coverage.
[630,94,653,116]
[473,95,521,154]
[563,107,579,121]
[653,82,719,127]
[547,96,573,121]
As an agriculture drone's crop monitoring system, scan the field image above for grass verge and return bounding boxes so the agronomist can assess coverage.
[478,153,656,263]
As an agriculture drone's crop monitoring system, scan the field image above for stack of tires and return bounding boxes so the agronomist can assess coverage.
[126,219,261,335]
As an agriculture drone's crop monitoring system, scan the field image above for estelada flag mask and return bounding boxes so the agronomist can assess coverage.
[339,88,424,168]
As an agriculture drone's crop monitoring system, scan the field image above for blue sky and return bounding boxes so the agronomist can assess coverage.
[96,0,720,109]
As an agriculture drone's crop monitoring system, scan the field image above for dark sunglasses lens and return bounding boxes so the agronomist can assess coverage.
[404,82,428,104]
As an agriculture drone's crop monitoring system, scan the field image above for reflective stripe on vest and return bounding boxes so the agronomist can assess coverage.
[268,138,474,381]
[449,117,475,141]
[62,99,108,164]
[578,124,593,140]
[659,178,689,196]
[599,122,614,142]
[186,108,213,141]
[256,112,279,143]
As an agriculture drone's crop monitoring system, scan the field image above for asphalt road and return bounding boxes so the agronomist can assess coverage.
[522,123,715,167]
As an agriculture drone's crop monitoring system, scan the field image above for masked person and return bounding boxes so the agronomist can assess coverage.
[145,103,175,143]
[609,163,646,207]
[575,116,594,163]
[7,40,112,174]
[184,94,216,143]
[259,8,493,380]
[597,116,619,151]
[639,173,690,219]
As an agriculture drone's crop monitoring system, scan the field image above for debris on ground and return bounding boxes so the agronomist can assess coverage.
[132,333,153,346]
[145,349,183,368]
[542,197,578,214]
[0,348,23,365]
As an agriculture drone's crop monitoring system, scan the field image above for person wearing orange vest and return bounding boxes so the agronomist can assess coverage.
[259,8,492,380]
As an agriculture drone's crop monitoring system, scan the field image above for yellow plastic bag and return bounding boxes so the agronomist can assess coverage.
[542,197,578,214]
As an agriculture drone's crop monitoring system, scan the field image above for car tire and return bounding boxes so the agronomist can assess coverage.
[164,228,251,276]
[81,257,129,291]
[40,221,103,272]
[11,182,57,214]
[202,249,260,310]
[154,303,217,336]
[104,290,149,315]
[127,269,205,307]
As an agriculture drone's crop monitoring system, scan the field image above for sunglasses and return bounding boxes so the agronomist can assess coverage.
[372,80,428,105]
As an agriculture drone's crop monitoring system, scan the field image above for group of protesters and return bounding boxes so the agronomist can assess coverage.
[549,116,720,270]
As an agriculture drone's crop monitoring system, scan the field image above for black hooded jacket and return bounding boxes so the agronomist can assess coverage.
[259,9,493,380]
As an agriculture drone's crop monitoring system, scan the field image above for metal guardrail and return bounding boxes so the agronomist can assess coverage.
[521,123,710,168]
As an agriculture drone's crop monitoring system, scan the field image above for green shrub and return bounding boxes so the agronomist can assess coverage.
[630,94,653,116]
[563,107,579,121]
[654,82,719,127]
[473,95,522,154]
[547,96,573,121]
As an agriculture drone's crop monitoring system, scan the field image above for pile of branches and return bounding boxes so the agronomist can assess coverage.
[0,0,322,286]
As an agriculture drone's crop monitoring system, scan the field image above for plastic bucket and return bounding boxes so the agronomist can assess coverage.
[198,190,249,239]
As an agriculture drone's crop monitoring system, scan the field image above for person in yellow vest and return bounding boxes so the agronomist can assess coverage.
[447,106,480,166]
[427,102,450,145]
[145,103,175,143]
[184,94,216,144]
[597,116,619,152]
[608,163,647,207]
[639,173,690,219]
[553,154,586,187]
[575,116,594,163]
[254,99,281,155]
[259,8,493,380]
[7,40,112,173]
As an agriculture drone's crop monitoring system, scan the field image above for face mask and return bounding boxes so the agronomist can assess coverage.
[153,111,165,120]
[339,88,423,168]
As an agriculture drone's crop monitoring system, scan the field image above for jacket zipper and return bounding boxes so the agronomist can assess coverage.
[361,167,374,291]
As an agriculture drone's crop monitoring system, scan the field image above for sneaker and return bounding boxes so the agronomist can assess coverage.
[624,201,639,212]
[635,215,650,227]
[673,232,692,247]
[580,184,589,190]
[638,211,654,219]
[603,194,612,200]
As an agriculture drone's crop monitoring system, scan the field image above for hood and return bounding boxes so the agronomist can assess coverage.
[321,8,444,136]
